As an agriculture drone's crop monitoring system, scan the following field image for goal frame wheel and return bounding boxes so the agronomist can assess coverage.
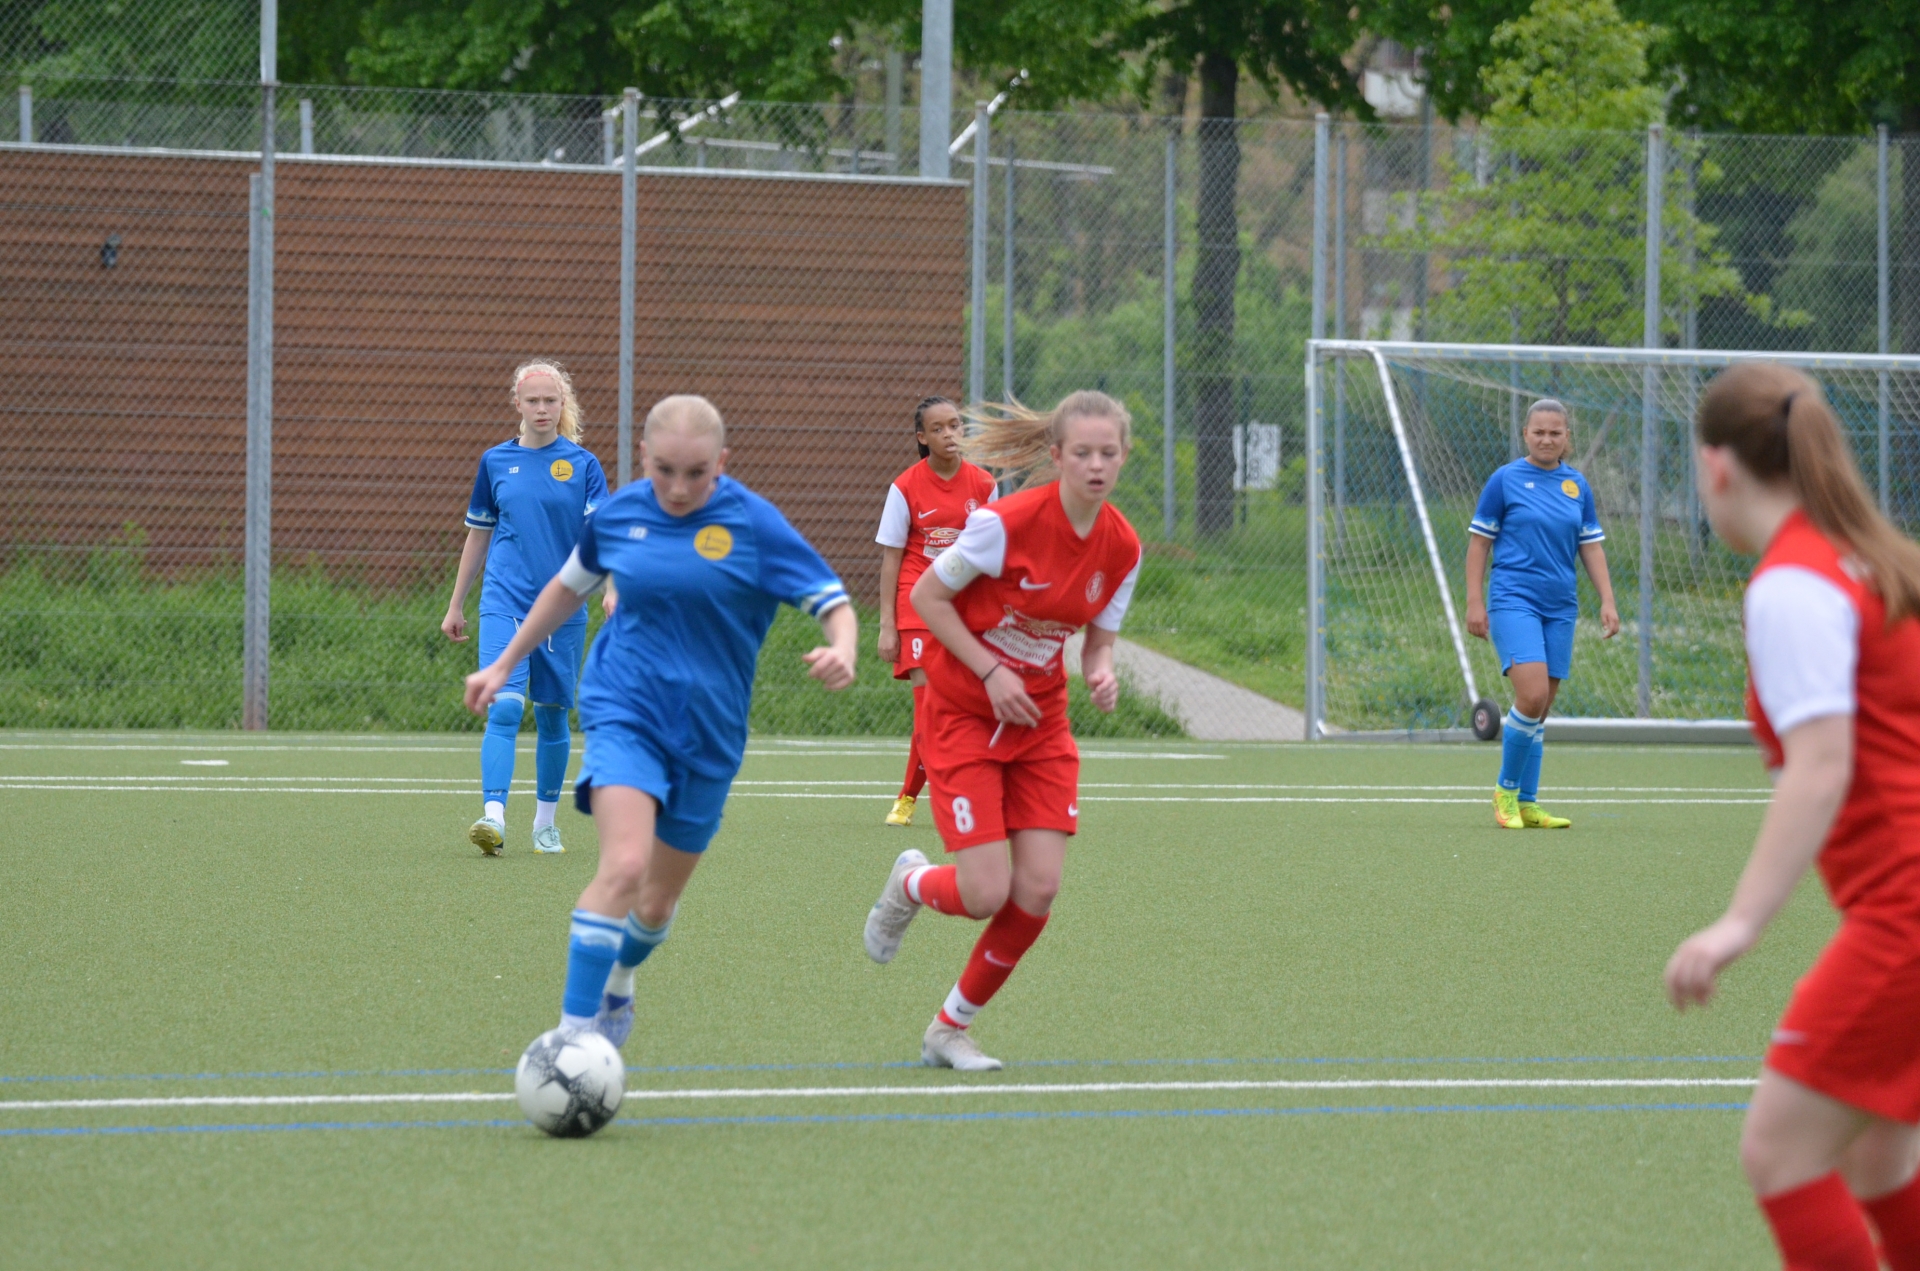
[1470,698,1502,741]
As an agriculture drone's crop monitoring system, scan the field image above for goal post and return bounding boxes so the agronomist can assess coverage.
[1303,340,1920,742]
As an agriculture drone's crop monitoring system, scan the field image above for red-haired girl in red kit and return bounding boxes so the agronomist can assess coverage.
[874,396,998,827]
[861,390,1141,1071]
[1667,362,1920,1271]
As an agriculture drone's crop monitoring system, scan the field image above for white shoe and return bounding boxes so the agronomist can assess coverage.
[921,1018,1003,1072]
[469,816,505,856]
[595,994,634,1048]
[531,825,565,854]
[864,849,928,964]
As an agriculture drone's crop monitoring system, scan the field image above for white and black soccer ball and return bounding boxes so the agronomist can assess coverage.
[515,1027,625,1138]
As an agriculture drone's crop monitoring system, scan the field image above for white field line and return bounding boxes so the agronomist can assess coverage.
[0,1076,1758,1113]
[0,743,1221,761]
[0,776,1773,795]
[0,783,1769,805]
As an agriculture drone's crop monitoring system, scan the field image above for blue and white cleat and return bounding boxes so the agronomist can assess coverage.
[469,816,506,856]
[864,848,929,964]
[532,825,565,854]
[596,994,635,1049]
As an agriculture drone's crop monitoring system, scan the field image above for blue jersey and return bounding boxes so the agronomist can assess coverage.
[1469,458,1605,618]
[571,476,849,779]
[466,437,609,618]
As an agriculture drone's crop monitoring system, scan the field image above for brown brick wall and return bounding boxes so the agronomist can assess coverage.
[0,148,966,602]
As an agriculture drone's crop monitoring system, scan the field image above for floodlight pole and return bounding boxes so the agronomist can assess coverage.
[918,0,952,179]
[244,0,278,731]
[1637,122,1664,720]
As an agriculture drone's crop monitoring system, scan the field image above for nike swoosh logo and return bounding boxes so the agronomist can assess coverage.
[918,508,938,518]
[983,951,1014,967]
[1068,803,1078,817]
[1018,579,1052,590]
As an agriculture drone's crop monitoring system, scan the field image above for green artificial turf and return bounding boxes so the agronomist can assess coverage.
[0,732,1818,1268]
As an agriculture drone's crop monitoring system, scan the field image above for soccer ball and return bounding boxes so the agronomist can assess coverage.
[515,1027,625,1138]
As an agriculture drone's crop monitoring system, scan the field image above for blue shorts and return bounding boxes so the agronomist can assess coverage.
[1489,609,1576,681]
[478,612,586,709]
[573,724,734,855]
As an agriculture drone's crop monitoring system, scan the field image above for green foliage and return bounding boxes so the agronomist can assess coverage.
[1374,0,1774,347]
[1773,143,1904,353]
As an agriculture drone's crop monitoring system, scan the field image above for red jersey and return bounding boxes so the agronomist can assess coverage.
[1747,510,1920,913]
[874,459,998,630]
[922,481,1143,722]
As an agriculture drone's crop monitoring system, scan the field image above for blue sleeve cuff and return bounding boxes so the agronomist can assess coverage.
[1468,519,1499,539]
[465,512,495,529]
[1579,528,1606,544]
[795,582,849,618]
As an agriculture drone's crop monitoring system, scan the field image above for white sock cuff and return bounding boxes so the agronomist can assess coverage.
[569,910,624,951]
[941,985,982,1029]
[905,866,930,904]
[624,907,673,945]
[1504,708,1544,738]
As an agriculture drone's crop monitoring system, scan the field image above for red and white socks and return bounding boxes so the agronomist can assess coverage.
[936,900,1049,1030]
[905,864,969,915]
[900,685,929,799]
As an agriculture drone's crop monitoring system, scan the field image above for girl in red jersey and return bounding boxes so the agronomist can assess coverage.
[862,390,1141,1071]
[1666,362,1920,1271]
[874,396,998,827]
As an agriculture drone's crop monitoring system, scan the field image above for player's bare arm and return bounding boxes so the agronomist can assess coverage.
[910,568,1043,728]
[1665,712,1852,1009]
[803,603,859,691]
[1082,625,1120,713]
[1464,534,1491,640]
[442,527,491,641]
[1579,541,1621,638]
[463,574,589,713]
[877,544,904,663]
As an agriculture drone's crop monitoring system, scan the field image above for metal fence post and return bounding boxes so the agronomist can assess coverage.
[298,98,313,154]
[1332,127,1347,553]
[245,4,278,731]
[1637,122,1664,720]
[884,50,903,173]
[1879,124,1892,511]
[1162,131,1177,541]
[1001,138,1015,400]
[1311,114,1329,346]
[1305,341,1325,739]
[968,103,988,405]
[918,0,951,179]
[618,89,638,486]
[18,85,31,144]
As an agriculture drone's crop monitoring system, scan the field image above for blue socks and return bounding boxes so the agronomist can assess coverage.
[602,910,674,1003]
[562,910,625,1025]
[1520,728,1545,803]
[534,704,571,803]
[1498,708,1544,793]
[481,695,524,808]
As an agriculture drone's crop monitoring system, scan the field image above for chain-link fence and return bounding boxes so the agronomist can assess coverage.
[6,76,1920,737]
[1305,343,1920,736]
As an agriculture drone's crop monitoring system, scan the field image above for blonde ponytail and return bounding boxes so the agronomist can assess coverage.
[510,358,584,443]
[964,389,1132,489]
[1698,362,1920,623]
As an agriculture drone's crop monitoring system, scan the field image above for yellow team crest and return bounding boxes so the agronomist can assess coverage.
[549,459,574,482]
[694,525,734,561]
[1560,478,1579,498]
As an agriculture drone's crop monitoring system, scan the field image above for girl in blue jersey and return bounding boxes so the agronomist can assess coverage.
[464,394,856,1047]
[1464,399,1621,830]
[443,361,609,857]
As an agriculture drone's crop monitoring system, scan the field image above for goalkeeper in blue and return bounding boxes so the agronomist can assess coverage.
[1464,399,1621,830]
[444,361,609,856]
[464,394,856,1047]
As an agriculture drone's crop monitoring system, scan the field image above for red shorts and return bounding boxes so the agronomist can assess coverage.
[1765,910,1920,1124]
[892,628,932,681]
[920,699,1079,851]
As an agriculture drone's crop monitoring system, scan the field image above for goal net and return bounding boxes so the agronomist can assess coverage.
[1304,341,1920,739]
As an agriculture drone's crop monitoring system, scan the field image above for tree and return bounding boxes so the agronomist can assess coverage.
[1376,0,1758,346]
[1124,1,1368,534]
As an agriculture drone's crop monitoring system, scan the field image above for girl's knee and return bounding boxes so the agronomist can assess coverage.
[1012,871,1060,914]
[959,874,1010,919]
[533,703,569,742]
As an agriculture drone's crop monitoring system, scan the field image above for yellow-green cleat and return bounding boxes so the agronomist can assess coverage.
[1520,802,1572,829]
[469,816,505,856]
[1493,788,1525,830]
[885,794,916,827]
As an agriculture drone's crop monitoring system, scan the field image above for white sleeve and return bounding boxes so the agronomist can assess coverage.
[931,508,1007,590]
[874,483,910,548]
[1744,567,1858,736]
[987,483,1000,504]
[1090,550,1143,632]
[557,547,607,597]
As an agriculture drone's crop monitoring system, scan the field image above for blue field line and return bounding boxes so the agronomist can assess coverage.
[0,1101,1751,1139]
[0,1054,1763,1086]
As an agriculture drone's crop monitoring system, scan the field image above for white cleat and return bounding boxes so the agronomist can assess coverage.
[531,825,565,854]
[595,994,634,1049]
[469,816,505,856]
[864,849,929,964]
[922,1019,1003,1072]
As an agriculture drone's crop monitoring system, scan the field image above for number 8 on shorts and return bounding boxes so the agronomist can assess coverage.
[951,796,974,834]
